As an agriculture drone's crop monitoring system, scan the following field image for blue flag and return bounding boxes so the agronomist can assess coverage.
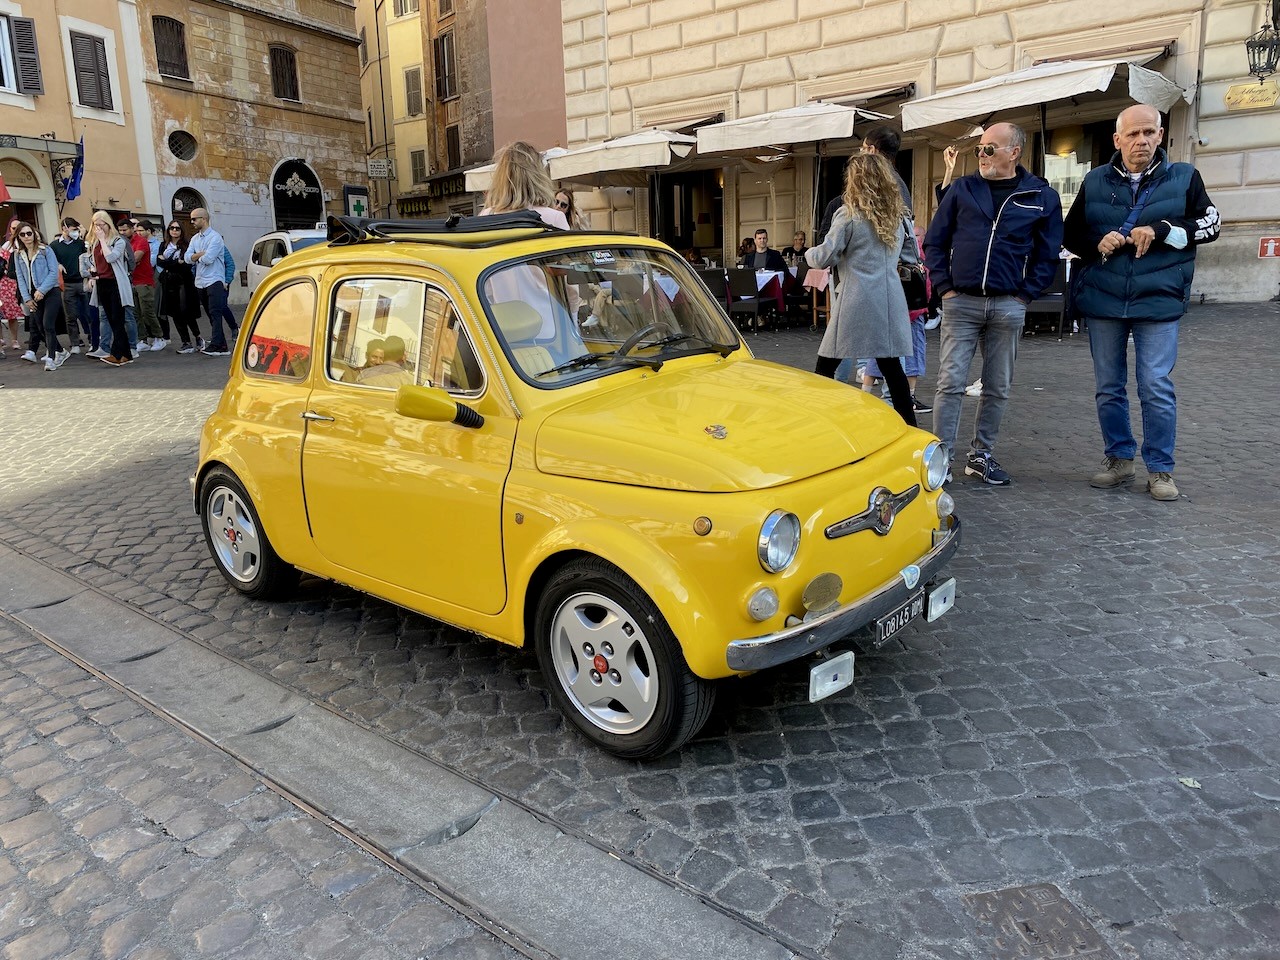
[65,136,84,201]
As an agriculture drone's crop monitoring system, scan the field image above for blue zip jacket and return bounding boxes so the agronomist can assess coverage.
[14,245,61,302]
[924,166,1063,301]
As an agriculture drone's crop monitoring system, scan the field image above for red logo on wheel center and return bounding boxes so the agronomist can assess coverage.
[592,654,608,673]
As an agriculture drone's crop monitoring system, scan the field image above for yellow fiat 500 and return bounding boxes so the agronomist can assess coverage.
[194,213,959,758]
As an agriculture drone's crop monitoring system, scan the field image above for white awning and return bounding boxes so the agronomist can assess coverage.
[900,59,1189,131]
[547,130,696,183]
[696,101,888,153]
[464,147,568,194]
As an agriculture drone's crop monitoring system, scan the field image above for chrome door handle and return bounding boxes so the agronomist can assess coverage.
[301,411,335,422]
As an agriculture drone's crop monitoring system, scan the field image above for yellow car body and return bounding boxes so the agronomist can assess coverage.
[195,213,959,758]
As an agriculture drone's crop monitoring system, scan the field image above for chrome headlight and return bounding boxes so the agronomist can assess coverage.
[922,441,949,491]
[758,510,801,573]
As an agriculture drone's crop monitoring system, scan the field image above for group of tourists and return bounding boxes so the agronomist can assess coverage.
[811,104,1219,501]
[0,206,238,372]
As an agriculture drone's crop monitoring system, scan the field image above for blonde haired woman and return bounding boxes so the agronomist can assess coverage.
[481,141,568,229]
[87,209,135,365]
[806,153,918,427]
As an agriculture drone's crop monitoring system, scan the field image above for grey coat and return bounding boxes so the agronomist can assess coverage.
[806,205,916,360]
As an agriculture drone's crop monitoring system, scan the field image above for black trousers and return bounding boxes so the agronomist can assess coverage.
[815,354,917,428]
[97,279,132,361]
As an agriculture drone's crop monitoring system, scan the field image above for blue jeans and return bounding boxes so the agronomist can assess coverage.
[122,305,139,350]
[933,294,1026,459]
[199,282,229,350]
[1087,317,1179,472]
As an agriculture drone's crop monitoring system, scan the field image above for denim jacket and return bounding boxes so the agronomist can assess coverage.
[14,245,60,303]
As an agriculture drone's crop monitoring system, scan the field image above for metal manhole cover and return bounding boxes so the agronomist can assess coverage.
[964,883,1118,959]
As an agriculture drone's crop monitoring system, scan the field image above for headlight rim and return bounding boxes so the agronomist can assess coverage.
[757,509,801,574]
[922,440,949,491]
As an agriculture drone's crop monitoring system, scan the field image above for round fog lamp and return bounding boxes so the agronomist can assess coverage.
[747,587,779,622]
[936,491,955,519]
[922,441,949,491]
[758,510,801,573]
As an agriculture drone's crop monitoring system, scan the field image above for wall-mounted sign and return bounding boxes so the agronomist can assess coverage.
[427,173,467,200]
[367,158,394,179]
[1260,237,1280,258]
[343,185,370,218]
[397,196,431,217]
[1225,81,1279,111]
[0,158,39,189]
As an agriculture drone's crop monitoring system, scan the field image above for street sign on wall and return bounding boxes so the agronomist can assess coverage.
[343,185,370,218]
[1260,237,1280,258]
[367,158,394,179]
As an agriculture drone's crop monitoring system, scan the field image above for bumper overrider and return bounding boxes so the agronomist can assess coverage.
[725,514,961,671]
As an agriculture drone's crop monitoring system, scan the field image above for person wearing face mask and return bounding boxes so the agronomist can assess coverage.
[924,122,1063,487]
[50,218,92,354]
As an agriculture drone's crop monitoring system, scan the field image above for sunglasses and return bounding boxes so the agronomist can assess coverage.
[554,199,569,209]
[18,230,33,236]
[973,144,1008,158]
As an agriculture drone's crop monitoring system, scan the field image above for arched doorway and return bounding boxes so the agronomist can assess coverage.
[0,156,54,239]
[270,160,324,229]
[170,187,206,236]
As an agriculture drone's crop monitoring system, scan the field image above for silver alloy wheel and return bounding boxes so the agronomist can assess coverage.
[205,483,263,585]
[547,590,659,735]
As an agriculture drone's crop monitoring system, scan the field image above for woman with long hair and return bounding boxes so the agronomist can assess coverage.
[0,219,23,353]
[553,188,586,230]
[87,209,135,365]
[481,141,568,228]
[156,221,202,353]
[12,222,68,371]
[806,153,918,427]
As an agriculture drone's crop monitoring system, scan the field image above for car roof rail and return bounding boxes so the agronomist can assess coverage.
[326,212,560,247]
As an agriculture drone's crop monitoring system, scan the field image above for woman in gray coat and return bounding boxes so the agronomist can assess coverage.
[807,153,918,426]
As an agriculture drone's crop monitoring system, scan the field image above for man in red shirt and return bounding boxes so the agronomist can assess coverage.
[119,219,166,352]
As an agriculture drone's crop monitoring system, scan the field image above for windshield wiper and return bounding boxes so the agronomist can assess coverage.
[647,334,738,357]
[535,351,663,378]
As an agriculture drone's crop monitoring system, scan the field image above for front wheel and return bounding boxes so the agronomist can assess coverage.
[534,558,715,759]
[199,467,299,600]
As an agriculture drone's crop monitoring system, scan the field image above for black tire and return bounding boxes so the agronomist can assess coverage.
[199,466,299,600]
[534,557,715,759]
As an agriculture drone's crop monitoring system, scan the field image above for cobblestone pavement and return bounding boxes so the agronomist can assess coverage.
[1,303,1278,959]
[0,617,525,960]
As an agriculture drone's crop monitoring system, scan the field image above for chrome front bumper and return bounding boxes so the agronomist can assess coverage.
[725,514,961,672]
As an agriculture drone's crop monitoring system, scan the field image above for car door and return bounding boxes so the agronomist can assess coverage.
[299,271,515,615]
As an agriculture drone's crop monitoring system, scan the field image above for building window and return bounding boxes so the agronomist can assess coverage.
[393,0,420,15]
[358,27,367,67]
[0,16,42,95]
[446,125,460,171]
[439,0,454,15]
[367,109,374,147]
[152,17,189,80]
[70,31,112,110]
[168,130,198,160]
[269,45,300,101]
[410,149,427,184]
[433,30,456,101]
[404,66,423,117]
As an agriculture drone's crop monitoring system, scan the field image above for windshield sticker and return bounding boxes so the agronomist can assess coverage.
[590,250,615,264]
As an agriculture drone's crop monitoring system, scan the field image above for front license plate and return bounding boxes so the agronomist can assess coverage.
[875,591,924,647]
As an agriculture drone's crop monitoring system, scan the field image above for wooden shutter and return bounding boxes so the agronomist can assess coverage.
[153,17,190,80]
[10,17,43,95]
[70,32,112,110]
[405,67,422,116]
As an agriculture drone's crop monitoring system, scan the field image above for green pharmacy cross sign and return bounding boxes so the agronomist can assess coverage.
[344,185,371,219]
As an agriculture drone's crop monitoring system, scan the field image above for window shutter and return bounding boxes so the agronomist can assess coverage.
[11,17,43,95]
[405,67,422,116]
[94,36,113,109]
[270,46,299,101]
[153,17,190,80]
[71,32,111,110]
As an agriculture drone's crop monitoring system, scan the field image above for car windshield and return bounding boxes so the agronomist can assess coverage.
[291,237,326,252]
[481,246,741,386]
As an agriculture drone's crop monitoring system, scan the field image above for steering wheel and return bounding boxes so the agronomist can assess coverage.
[616,321,673,357]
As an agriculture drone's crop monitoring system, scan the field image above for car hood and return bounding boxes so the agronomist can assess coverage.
[534,358,910,492]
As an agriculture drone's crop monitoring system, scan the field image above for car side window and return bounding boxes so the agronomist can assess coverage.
[251,241,267,266]
[243,280,315,380]
[419,287,484,395]
[328,278,422,389]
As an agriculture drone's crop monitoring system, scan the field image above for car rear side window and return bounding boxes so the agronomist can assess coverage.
[243,280,316,380]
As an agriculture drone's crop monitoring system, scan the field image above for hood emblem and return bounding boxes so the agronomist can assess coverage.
[824,485,921,539]
[901,565,921,590]
[704,424,728,440]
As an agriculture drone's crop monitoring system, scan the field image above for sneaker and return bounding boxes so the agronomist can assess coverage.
[912,395,933,414]
[154,338,170,351]
[965,451,1012,485]
[53,350,70,368]
[99,355,121,365]
[178,342,195,354]
[118,356,134,365]
[136,341,151,352]
[1147,472,1178,501]
[196,336,207,352]
[924,312,942,331]
[70,345,81,355]
[43,357,56,372]
[201,347,231,357]
[964,378,983,397]
[86,348,108,359]
[1090,456,1136,489]
[20,350,36,363]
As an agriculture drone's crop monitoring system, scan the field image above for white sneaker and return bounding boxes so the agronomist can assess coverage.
[964,379,983,397]
[43,357,56,372]
[54,351,70,368]
[86,348,108,359]
[137,341,151,352]
[154,338,170,351]
[70,345,81,355]
[924,312,942,331]
[20,350,36,363]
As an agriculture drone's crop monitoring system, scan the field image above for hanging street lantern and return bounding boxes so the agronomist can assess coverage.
[1246,0,1280,80]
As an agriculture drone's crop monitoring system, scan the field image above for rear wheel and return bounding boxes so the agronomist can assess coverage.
[200,467,299,600]
[534,558,715,759]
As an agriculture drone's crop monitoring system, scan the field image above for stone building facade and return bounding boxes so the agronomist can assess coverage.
[140,0,366,300]
[561,0,1280,301]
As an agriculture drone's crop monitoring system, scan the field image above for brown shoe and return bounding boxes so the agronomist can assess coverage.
[99,355,121,365]
[1147,472,1179,501]
[1090,457,1136,488]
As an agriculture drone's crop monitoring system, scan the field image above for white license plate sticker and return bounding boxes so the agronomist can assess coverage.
[875,591,924,646]
[809,650,855,702]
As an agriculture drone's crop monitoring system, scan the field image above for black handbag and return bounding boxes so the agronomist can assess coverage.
[898,262,929,311]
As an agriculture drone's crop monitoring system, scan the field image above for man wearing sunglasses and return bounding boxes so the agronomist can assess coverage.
[924,122,1063,485]
[1063,104,1219,503]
